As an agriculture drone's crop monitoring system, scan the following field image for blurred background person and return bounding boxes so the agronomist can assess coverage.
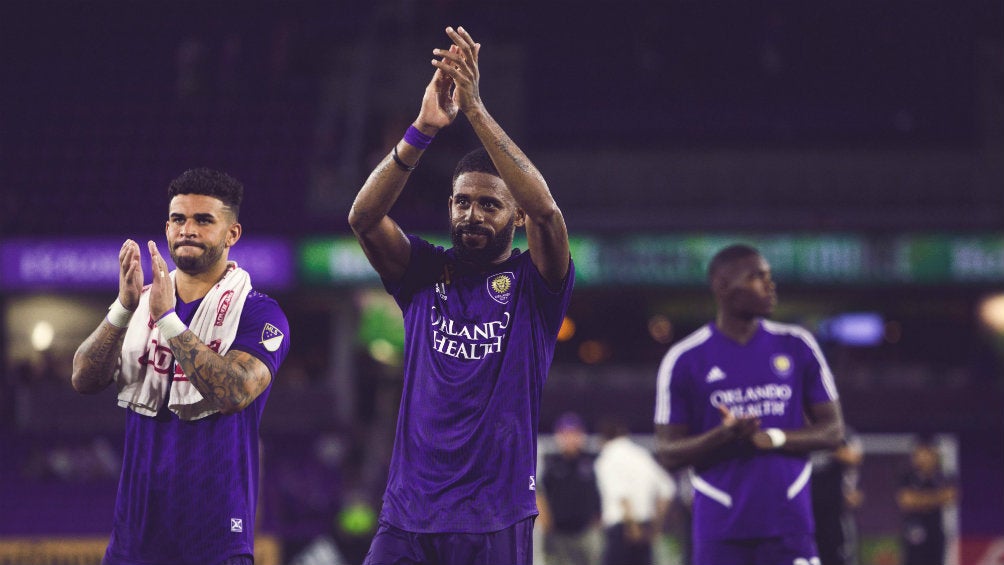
[537,411,602,565]
[896,436,958,565]
[595,416,675,565]
[811,427,865,565]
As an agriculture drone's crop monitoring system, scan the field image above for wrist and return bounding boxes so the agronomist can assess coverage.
[411,120,441,137]
[106,299,135,328]
[404,124,436,150]
[155,309,187,340]
[764,428,787,449]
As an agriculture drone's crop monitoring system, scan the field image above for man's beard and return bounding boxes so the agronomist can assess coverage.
[169,241,226,274]
[451,216,516,264]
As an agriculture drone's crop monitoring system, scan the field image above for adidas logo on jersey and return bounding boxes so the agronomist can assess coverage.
[706,366,726,383]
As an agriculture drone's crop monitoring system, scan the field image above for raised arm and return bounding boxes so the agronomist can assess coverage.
[147,241,271,415]
[348,51,460,283]
[72,239,143,394]
[435,27,570,289]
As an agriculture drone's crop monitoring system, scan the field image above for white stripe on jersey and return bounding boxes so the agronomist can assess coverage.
[762,320,840,401]
[654,325,714,425]
[691,470,733,508]
[786,461,813,500]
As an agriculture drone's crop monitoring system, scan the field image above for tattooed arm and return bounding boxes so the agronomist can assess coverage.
[436,27,570,289]
[72,322,126,394]
[166,332,271,415]
[72,239,144,394]
[145,241,272,415]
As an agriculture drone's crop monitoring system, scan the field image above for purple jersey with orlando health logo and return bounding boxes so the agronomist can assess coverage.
[104,289,289,565]
[381,235,574,533]
[654,319,838,542]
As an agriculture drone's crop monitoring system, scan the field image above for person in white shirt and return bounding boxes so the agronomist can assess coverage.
[594,417,676,565]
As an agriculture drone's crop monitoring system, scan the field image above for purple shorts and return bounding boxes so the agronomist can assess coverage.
[693,533,820,565]
[362,516,535,565]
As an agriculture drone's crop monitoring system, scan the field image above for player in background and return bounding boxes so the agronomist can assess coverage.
[654,243,844,565]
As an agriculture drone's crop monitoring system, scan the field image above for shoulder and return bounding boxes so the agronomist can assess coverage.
[762,319,822,350]
[242,289,285,315]
[658,325,714,374]
[239,289,289,330]
[761,319,814,341]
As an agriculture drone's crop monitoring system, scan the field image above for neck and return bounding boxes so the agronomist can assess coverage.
[715,313,760,345]
[175,261,230,303]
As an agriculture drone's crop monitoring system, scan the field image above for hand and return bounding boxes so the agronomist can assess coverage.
[147,240,176,320]
[431,26,482,116]
[416,46,459,131]
[118,239,143,310]
[717,403,759,439]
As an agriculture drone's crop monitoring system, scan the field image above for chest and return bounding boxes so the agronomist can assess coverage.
[689,338,804,398]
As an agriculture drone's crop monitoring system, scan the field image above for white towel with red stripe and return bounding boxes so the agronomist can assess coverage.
[116,262,251,420]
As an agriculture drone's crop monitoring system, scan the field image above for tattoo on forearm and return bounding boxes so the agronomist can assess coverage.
[168,330,266,410]
[76,323,126,389]
[491,128,530,174]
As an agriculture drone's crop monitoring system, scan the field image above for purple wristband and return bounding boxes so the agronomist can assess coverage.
[157,308,176,321]
[403,125,435,150]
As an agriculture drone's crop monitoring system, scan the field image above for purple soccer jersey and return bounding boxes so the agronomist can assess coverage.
[654,320,838,541]
[380,235,574,533]
[104,289,289,565]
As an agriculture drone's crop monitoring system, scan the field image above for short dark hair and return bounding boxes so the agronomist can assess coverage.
[707,244,760,281]
[452,147,500,186]
[168,168,243,220]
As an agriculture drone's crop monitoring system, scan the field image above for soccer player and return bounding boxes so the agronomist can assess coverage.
[71,168,290,565]
[654,243,844,565]
[347,26,573,565]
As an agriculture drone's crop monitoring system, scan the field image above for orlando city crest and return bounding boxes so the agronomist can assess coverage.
[770,354,793,378]
[487,272,515,304]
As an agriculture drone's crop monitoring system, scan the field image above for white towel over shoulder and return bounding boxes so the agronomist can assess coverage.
[116,262,252,421]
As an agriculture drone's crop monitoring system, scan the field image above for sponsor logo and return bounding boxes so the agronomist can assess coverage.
[487,272,514,304]
[230,518,243,533]
[710,384,793,418]
[435,281,448,301]
[429,308,510,360]
[705,366,726,383]
[139,340,174,375]
[260,323,284,352]
[771,354,794,378]
[215,290,234,327]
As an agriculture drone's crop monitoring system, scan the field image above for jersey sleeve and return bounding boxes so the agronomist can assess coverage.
[522,253,575,337]
[383,235,448,309]
[228,290,290,378]
[796,328,840,405]
[654,346,692,426]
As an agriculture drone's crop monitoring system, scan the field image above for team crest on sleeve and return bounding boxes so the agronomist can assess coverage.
[260,323,285,352]
[487,272,515,304]
[770,354,793,378]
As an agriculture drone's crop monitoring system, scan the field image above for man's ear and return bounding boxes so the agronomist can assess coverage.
[227,222,242,247]
[710,273,729,296]
[514,208,526,227]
